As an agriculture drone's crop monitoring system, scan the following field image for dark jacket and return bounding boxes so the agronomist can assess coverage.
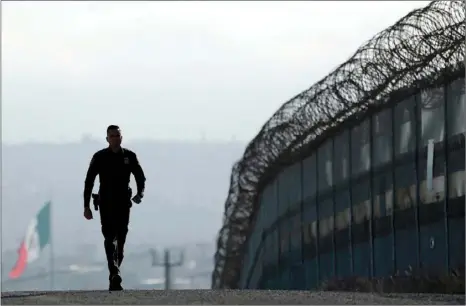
[83,147,146,208]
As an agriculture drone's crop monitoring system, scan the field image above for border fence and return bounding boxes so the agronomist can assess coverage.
[211,1,465,289]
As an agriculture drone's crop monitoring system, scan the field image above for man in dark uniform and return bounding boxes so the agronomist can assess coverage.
[83,125,146,291]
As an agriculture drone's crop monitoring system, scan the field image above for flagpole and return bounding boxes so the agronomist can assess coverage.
[50,201,55,291]
[48,189,55,291]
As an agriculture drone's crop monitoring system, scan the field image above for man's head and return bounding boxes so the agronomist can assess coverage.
[106,125,122,148]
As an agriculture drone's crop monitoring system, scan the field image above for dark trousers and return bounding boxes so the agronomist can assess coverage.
[99,202,131,277]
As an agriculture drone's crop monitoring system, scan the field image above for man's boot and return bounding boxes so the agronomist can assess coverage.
[109,271,123,291]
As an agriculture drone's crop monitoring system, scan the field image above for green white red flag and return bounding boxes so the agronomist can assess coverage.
[9,201,51,279]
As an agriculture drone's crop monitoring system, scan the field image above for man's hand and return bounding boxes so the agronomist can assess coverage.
[84,207,93,220]
[132,194,143,204]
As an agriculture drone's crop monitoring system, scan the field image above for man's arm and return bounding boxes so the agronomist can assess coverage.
[131,153,146,196]
[83,153,99,209]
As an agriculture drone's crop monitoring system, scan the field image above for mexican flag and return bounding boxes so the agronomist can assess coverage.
[9,201,51,279]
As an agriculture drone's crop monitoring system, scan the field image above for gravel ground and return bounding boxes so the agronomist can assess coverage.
[2,290,465,305]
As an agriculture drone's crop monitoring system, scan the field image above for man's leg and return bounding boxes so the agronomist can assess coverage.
[116,206,131,268]
[100,208,122,290]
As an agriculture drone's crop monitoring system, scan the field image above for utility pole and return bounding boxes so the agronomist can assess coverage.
[150,248,184,290]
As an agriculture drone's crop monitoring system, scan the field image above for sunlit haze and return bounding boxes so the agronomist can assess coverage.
[1,1,432,291]
[2,1,429,144]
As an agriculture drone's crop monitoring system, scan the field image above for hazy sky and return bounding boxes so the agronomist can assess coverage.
[2,1,430,144]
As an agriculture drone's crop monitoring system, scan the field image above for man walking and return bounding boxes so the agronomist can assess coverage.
[83,125,146,291]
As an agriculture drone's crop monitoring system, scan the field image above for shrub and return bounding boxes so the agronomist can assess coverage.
[320,266,465,294]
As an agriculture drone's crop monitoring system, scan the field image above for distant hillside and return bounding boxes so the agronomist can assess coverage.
[1,139,245,255]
